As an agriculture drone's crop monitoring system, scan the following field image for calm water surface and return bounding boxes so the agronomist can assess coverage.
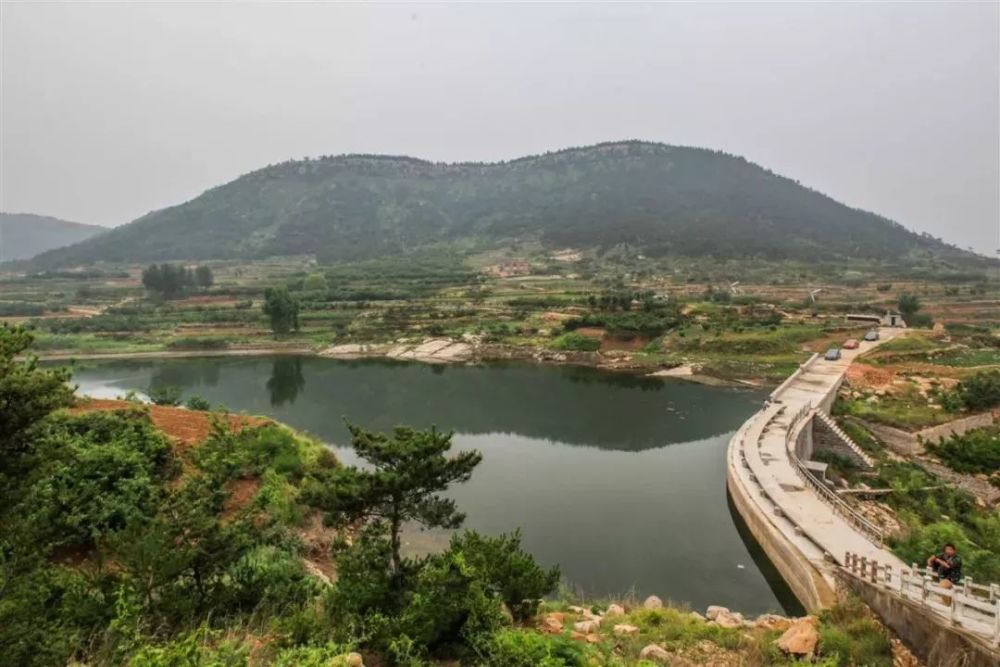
[69,356,801,614]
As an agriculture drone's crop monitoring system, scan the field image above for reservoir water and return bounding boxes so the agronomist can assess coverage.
[68,356,801,614]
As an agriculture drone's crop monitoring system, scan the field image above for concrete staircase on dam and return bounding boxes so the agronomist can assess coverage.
[726,327,1000,665]
[812,410,875,470]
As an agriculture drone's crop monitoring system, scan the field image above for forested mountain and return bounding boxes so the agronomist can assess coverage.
[0,213,106,262]
[27,142,979,268]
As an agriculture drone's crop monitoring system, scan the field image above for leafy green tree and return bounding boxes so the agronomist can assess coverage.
[141,263,195,299]
[448,529,560,621]
[302,272,329,292]
[194,265,214,289]
[0,326,73,473]
[262,286,300,336]
[897,293,922,320]
[309,424,482,577]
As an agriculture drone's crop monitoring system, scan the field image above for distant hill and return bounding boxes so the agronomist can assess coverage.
[1,213,107,262]
[27,141,983,268]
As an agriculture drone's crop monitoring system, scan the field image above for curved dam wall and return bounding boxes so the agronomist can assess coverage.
[725,373,838,612]
[725,348,873,613]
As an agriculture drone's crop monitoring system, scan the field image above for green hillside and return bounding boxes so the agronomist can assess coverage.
[0,213,106,262]
[27,141,981,268]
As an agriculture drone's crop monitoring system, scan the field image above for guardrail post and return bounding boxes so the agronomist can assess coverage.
[883,564,892,588]
[993,599,999,647]
[861,557,868,580]
[951,586,960,625]
[870,560,879,585]
[921,570,930,605]
[990,583,999,604]
[900,568,908,596]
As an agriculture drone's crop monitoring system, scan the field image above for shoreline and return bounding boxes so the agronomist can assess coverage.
[34,342,772,389]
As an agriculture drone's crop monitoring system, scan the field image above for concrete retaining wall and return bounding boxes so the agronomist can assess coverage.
[862,412,997,457]
[918,413,997,445]
[837,571,1000,667]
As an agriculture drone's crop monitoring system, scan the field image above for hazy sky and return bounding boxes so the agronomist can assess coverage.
[2,2,998,254]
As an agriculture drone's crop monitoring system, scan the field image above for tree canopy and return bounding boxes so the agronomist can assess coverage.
[262,286,300,335]
[27,142,987,269]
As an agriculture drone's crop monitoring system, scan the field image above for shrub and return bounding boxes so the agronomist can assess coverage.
[552,332,600,352]
[818,599,892,667]
[957,370,1000,411]
[184,395,212,411]
[449,530,560,622]
[147,385,182,406]
[483,629,586,667]
[926,426,1000,474]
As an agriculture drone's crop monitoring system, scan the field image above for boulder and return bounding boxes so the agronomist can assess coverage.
[775,616,819,657]
[705,605,729,621]
[613,623,640,637]
[344,654,364,667]
[568,605,601,620]
[573,619,600,634]
[714,610,744,629]
[541,614,564,634]
[753,614,793,631]
[605,603,626,616]
[643,595,664,610]
[639,644,671,664]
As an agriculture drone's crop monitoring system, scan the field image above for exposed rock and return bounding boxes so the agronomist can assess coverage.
[705,605,728,620]
[540,613,564,634]
[753,613,793,631]
[639,644,671,663]
[775,616,819,657]
[568,605,601,620]
[585,634,601,644]
[320,343,375,358]
[714,610,745,629]
[643,595,664,610]
[891,637,923,667]
[605,603,626,616]
[613,623,640,637]
[573,619,600,634]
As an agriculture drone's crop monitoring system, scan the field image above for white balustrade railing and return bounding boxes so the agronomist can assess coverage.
[844,552,1000,647]
[786,405,885,546]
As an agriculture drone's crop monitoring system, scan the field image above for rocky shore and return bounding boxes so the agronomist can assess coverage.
[538,596,922,666]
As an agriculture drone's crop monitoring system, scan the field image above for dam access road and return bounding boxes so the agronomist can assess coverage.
[727,327,1000,665]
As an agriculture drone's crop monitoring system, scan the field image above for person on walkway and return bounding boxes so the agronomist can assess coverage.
[927,543,963,589]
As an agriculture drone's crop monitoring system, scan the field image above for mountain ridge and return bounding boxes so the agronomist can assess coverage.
[0,212,107,263]
[25,141,984,269]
